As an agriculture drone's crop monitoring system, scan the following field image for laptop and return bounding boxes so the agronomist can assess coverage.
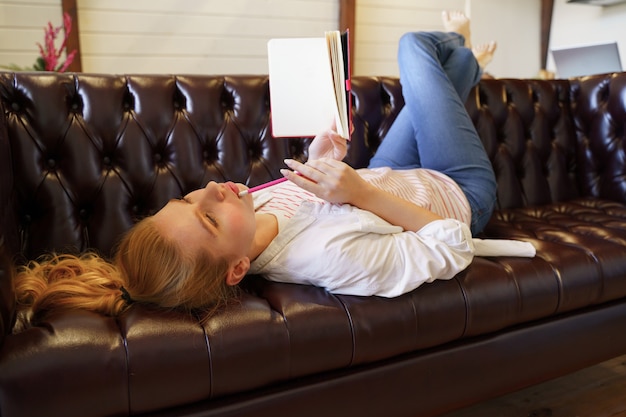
[551,41,623,78]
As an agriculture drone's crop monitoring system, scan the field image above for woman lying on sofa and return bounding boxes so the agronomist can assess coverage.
[16,12,523,323]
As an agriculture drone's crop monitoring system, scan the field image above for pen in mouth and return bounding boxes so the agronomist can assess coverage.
[238,177,288,197]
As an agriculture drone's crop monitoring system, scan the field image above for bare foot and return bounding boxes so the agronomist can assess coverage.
[442,10,471,48]
[472,41,497,69]
[538,69,555,80]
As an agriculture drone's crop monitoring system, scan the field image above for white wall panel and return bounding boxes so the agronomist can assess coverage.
[354,0,466,76]
[470,0,542,79]
[76,0,340,74]
[353,0,543,78]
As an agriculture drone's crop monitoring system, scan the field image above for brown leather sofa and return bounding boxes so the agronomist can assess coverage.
[1,71,626,417]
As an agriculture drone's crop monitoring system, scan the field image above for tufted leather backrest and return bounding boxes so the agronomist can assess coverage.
[466,78,580,209]
[1,72,625,262]
[569,74,626,200]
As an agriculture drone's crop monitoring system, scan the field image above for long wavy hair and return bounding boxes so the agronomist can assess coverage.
[14,217,239,326]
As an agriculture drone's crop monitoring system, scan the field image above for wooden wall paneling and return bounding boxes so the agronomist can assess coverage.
[339,0,355,74]
[62,0,82,71]
[541,0,554,70]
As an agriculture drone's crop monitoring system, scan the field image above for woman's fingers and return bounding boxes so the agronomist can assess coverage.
[284,158,340,184]
[282,158,362,204]
[283,158,316,180]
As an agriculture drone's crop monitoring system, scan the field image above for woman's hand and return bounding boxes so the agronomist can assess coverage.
[281,158,370,205]
[307,124,347,161]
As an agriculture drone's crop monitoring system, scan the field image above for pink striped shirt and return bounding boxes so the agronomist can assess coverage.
[257,167,471,226]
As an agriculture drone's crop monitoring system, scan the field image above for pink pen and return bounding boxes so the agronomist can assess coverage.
[238,177,288,197]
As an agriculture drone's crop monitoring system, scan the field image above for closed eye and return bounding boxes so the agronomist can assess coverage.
[205,213,218,227]
[174,196,219,231]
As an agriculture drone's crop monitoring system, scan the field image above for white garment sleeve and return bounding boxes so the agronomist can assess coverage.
[252,205,475,298]
[319,218,476,297]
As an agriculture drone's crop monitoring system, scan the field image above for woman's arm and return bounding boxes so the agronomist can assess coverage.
[281,158,443,232]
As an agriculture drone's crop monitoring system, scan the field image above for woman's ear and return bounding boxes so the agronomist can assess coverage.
[226,257,250,286]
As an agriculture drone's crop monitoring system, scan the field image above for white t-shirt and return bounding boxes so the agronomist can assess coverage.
[248,167,475,297]
[249,167,535,297]
[249,201,475,297]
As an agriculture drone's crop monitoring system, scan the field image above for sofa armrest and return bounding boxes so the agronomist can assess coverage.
[0,241,15,344]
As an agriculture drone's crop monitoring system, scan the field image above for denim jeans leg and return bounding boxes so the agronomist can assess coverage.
[369,31,496,235]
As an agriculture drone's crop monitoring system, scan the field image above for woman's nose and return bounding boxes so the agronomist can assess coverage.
[202,182,225,201]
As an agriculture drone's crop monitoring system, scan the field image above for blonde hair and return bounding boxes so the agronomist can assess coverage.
[15,252,126,321]
[115,218,238,316]
[14,217,239,326]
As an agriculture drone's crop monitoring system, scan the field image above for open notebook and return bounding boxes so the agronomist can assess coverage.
[267,31,351,139]
[551,41,623,78]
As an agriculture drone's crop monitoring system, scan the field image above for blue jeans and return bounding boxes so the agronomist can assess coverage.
[368,31,497,235]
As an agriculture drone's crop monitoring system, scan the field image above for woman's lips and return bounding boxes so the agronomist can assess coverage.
[225,181,241,196]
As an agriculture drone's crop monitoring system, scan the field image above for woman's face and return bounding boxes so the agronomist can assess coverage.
[152,181,256,260]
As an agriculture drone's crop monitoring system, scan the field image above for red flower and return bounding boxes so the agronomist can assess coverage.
[35,12,77,72]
